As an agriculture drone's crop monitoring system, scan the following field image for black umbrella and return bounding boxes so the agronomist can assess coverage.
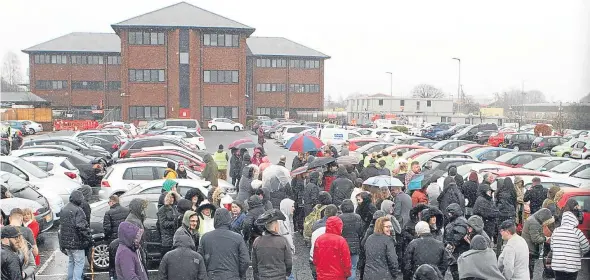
[421,170,445,188]
[307,157,336,169]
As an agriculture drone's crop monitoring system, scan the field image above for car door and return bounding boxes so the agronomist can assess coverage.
[514,154,534,167]
[130,140,162,154]
[542,159,567,171]
[221,118,233,130]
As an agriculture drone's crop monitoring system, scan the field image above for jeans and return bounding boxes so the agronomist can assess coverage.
[529,253,539,280]
[554,271,578,280]
[309,260,317,280]
[349,254,359,280]
[67,249,86,280]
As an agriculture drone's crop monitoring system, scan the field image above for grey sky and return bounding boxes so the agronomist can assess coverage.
[1,0,588,102]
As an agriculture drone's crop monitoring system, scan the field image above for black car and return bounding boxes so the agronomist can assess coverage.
[0,172,53,232]
[431,140,475,152]
[22,137,112,161]
[423,158,481,173]
[474,130,497,144]
[435,124,469,140]
[78,135,121,153]
[34,151,105,187]
[116,136,195,159]
[394,136,428,145]
[502,133,536,151]
[451,123,499,141]
[531,136,569,155]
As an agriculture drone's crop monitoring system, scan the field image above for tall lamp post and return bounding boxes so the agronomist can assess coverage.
[452,58,461,112]
[385,72,393,96]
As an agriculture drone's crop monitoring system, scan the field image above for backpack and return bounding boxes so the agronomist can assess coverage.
[303,204,328,240]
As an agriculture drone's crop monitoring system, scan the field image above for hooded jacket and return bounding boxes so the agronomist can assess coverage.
[174,210,200,251]
[159,233,207,280]
[237,166,254,203]
[59,190,91,250]
[443,203,470,257]
[302,172,321,216]
[330,166,355,206]
[437,181,465,219]
[201,154,219,187]
[338,199,364,255]
[463,172,479,208]
[524,183,548,215]
[444,166,464,190]
[241,153,252,171]
[550,211,590,272]
[103,202,130,240]
[263,176,292,210]
[176,199,193,226]
[394,190,413,227]
[78,185,92,224]
[404,233,450,277]
[466,215,492,248]
[157,193,180,247]
[472,182,499,238]
[126,198,148,229]
[521,208,554,255]
[252,227,293,280]
[496,178,517,219]
[313,216,352,280]
[279,198,295,253]
[198,208,250,280]
[421,207,444,241]
[356,192,378,234]
[360,163,381,181]
[363,232,399,280]
[242,195,266,244]
[457,236,505,280]
[229,151,242,179]
[401,204,430,255]
[116,222,148,280]
[185,188,203,211]
[413,264,444,280]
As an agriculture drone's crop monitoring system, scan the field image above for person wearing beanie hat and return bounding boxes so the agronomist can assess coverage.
[413,264,444,280]
[403,221,450,279]
[213,144,229,181]
[158,179,178,208]
[175,161,188,179]
[457,235,505,280]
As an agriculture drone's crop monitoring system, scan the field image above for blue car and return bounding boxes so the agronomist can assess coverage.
[469,147,512,161]
[422,123,452,139]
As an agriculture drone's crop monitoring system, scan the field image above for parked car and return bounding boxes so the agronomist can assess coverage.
[548,160,590,178]
[571,139,590,159]
[379,132,408,143]
[1,121,27,135]
[130,150,205,172]
[383,145,425,155]
[451,123,499,141]
[77,135,121,154]
[484,151,548,168]
[265,122,297,138]
[349,142,396,160]
[22,156,83,184]
[99,122,139,136]
[414,152,476,169]
[138,146,207,162]
[146,128,206,150]
[551,138,584,158]
[564,168,590,189]
[556,188,590,239]
[530,136,569,155]
[374,119,401,129]
[431,140,475,152]
[415,140,438,148]
[116,136,197,159]
[434,124,469,140]
[469,147,513,161]
[0,172,57,228]
[474,130,497,144]
[347,138,380,152]
[423,158,480,172]
[422,123,452,139]
[0,197,53,232]
[451,144,487,153]
[502,133,536,151]
[142,119,202,134]
[19,120,43,134]
[566,130,590,139]
[208,118,244,131]
[10,147,69,158]
[101,127,134,142]
[21,137,111,161]
[76,132,123,148]
[404,149,439,161]
[31,151,106,187]
[278,125,312,146]
[521,157,571,171]
[487,131,515,147]
[393,136,428,145]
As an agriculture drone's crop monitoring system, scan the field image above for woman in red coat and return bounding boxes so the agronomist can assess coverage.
[23,208,41,266]
[313,216,352,280]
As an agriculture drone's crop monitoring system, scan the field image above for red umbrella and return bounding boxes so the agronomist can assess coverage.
[287,135,324,153]
[228,138,253,149]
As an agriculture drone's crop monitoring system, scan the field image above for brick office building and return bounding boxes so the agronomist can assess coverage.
[22,2,329,123]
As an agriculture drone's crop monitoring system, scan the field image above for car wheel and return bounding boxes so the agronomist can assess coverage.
[586,155,590,159]
[542,149,550,155]
[92,241,110,271]
[563,153,570,158]
[234,126,240,132]
[28,128,35,135]
[211,125,217,131]
[512,145,520,151]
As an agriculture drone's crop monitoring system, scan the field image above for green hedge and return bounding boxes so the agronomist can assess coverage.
[393,126,409,134]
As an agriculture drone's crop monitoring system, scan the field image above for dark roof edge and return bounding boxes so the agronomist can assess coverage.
[247,54,331,59]
[22,50,121,54]
[111,24,255,34]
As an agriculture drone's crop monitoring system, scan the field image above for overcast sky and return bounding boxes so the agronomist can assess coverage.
[1,0,589,102]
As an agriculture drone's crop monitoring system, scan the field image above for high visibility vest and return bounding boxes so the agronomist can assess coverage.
[213,151,228,170]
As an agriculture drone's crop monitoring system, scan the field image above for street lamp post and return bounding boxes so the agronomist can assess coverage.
[385,72,393,96]
[452,58,461,112]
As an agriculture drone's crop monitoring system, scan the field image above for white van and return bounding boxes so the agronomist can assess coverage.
[318,128,361,145]
[374,119,399,129]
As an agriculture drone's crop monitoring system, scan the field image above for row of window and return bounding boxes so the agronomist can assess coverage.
[128,32,165,45]
[36,80,121,91]
[128,69,166,82]
[256,107,285,117]
[129,106,166,120]
[256,83,286,92]
[254,58,320,69]
[290,59,320,69]
[256,58,287,68]
[72,81,103,90]
[289,84,320,93]
[107,56,121,65]
[34,55,121,65]
[203,106,239,119]
[71,55,104,65]
[203,34,240,47]
[203,70,239,84]
[36,80,67,90]
[34,55,67,64]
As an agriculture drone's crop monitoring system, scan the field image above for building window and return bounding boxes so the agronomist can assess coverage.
[128,31,165,45]
[378,99,384,106]
[71,55,104,65]
[441,116,451,122]
[203,34,239,47]
[36,80,67,90]
[179,53,189,64]
[34,54,67,64]
[203,70,239,84]
[289,84,320,93]
[129,106,166,120]
[256,107,284,117]
[107,56,121,65]
[72,81,104,90]
[289,59,320,69]
[128,69,165,82]
[400,100,405,106]
[256,83,286,92]
[416,101,420,111]
[107,81,121,91]
[203,106,239,119]
[255,58,287,68]
[427,100,432,107]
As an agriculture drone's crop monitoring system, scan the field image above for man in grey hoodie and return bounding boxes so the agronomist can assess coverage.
[457,235,505,280]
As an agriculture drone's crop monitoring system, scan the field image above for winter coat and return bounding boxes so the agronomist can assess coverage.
[472,183,499,238]
[360,163,381,181]
[338,199,364,255]
[404,233,450,277]
[420,207,444,241]
[197,203,216,236]
[159,233,206,280]
[78,185,92,224]
[174,210,200,251]
[230,211,246,234]
[466,215,493,248]
[241,154,252,172]
[1,244,22,280]
[236,167,254,203]
[394,191,413,227]
[263,181,292,210]
[229,153,242,179]
[176,199,193,227]
[103,202,130,240]
[363,233,399,280]
[437,182,465,219]
[462,180,479,208]
[523,184,547,215]
[291,177,305,205]
[242,195,265,244]
[496,183,517,220]
[401,204,430,251]
[457,236,505,280]
[445,166,464,190]
[302,172,321,217]
[59,190,91,250]
[443,203,470,258]
[313,216,352,280]
[164,168,178,179]
[185,188,203,211]
[201,154,219,187]
[413,264,445,280]
[550,211,590,272]
[330,166,355,206]
[521,208,554,255]
[157,202,179,248]
[412,189,429,207]
[498,234,530,280]
[426,183,441,208]
[356,192,378,233]
[176,167,188,179]
[291,156,305,171]
[116,222,148,280]
[125,198,149,268]
[279,198,295,253]
[252,231,293,280]
[198,208,250,280]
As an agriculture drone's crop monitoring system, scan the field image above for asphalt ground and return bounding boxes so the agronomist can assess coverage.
[30,129,589,279]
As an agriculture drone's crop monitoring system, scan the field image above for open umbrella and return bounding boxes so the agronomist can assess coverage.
[363,175,404,188]
[286,135,324,153]
[307,157,336,169]
[407,174,425,190]
[291,165,308,176]
[228,138,253,149]
[421,170,445,188]
[336,155,361,166]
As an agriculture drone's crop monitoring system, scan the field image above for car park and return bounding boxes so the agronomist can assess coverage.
[551,138,583,158]
[207,118,244,131]
[451,144,487,153]
[474,130,497,144]
[484,151,548,168]
[530,136,568,155]
[487,131,515,147]
[22,156,83,184]
[431,140,475,152]
[116,136,197,159]
[19,120,43,134]
[145,128,206,150]
[22,137,111,161]
[548,160,590,178]
[469,147,512,161]
[451,123,498,141]
[502,132,536,151]
[571,139,590,159]
[521,157,571,171]
[29,151,106,187]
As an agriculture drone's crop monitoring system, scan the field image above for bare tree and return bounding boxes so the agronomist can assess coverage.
[1,51,23,92]
[411,84,445,98]
[580,92,590,103]
[492,89,547,109]
[462,95,481,114]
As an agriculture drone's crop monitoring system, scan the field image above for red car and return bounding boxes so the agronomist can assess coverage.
[348,138,379,151]
[405,149,439,160]
[489,168,550,179]
[384,145,425,155]
[130,150,205,172]
[557,187,590,240]
[488,131,515,147]
[484,152,548,168]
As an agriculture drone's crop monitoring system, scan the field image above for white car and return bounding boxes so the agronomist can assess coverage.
[10,148,63,158]
[0,171,64,221]
[379,132,408,143]
[374,119,400,129]
[102,122,139,136]
[123,179,210,198]
[548,160,590,178]
[22,156,83,184]
[99,161,235,200]
[19,120,43,134]
[152,128,206,150]
[279,125,312,146]
[207,118,244,131]
[571,140,590,159]
[0,156,81,203]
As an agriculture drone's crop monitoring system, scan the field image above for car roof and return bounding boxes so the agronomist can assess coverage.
[431,158,480,163]
[111,160,169,168]
[22,156,67,163]
[348,138,378,143]
[491,168,550,177]
[127,179,210,193]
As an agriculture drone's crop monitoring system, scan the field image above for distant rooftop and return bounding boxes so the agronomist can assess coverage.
[246,37,330,58]
[22,32,121,53]
[0,92,49,104]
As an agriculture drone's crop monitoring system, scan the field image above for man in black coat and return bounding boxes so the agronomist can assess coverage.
[360,159,380,181]
[229,148,242,186]
[302,172,321,217]
[473,178,500,240]
[291,152,306,171]
[1,226,24,280]
[437,179,465,226]
[59,190,92,280]
[103,194,130,241]
[524,177,547,215]
[330,165,354,207]
[404,221,451,280]
[159,233,207,280]
[443,203,470,280]
[443,165,464,190]
[78,185,92,224]
[338,199,364,278]
[242,195,266,249]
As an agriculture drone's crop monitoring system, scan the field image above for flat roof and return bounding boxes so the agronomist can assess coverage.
[0,92,49,103]
[247,37,330,58]
[22,32,121,53]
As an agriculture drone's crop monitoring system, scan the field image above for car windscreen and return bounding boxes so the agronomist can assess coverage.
[166,120,197,128]
[532,137,543,144]
[522,158,549,170]
[12,158,49,178]
[549,161,581,174]
[572,168,590,180]
[493,152,516,163]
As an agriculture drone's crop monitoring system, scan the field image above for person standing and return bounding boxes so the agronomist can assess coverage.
[59,190,91,280]
[457,235,505,280]
[363,217,399,280]
[412,184,429,207]
[163,162,178,179]
[404,161,422,189]
[303,172,322,217]
[443,203,469,280]
[313,216,352,280]
[279,198,296,255]
[498,220,530,280]
[550,210,590,280]
[252,209,293,280]
[242,195,266,249]
[463,171,479,216]
[103,195,130,242]
[157,192,179,257]
[473,181,500,240]
[524,177,547,215]
[22,208,40,266]
[356,192,377,234]
[257,126,265,148]
[115,222,148,280]
[360,159,380,181]
[521,208,554,279]
[341,141,350,156]
[291,152,306,170]
[201,154,219,188]
[197,200,216,236]
[437,177,465,222]
[175,162,188,179]
[174,210,200,251]
[159,232,206,280]
[403,221,450,280]
[1,226,24,280]
[8,209,36,280]
[392,185,412,227]
[213,144,229,181]
[229,147,242,186]
[199,208,250,280]
[339,199,364,280]
[330,165,355,206]
[230,201,247,233]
